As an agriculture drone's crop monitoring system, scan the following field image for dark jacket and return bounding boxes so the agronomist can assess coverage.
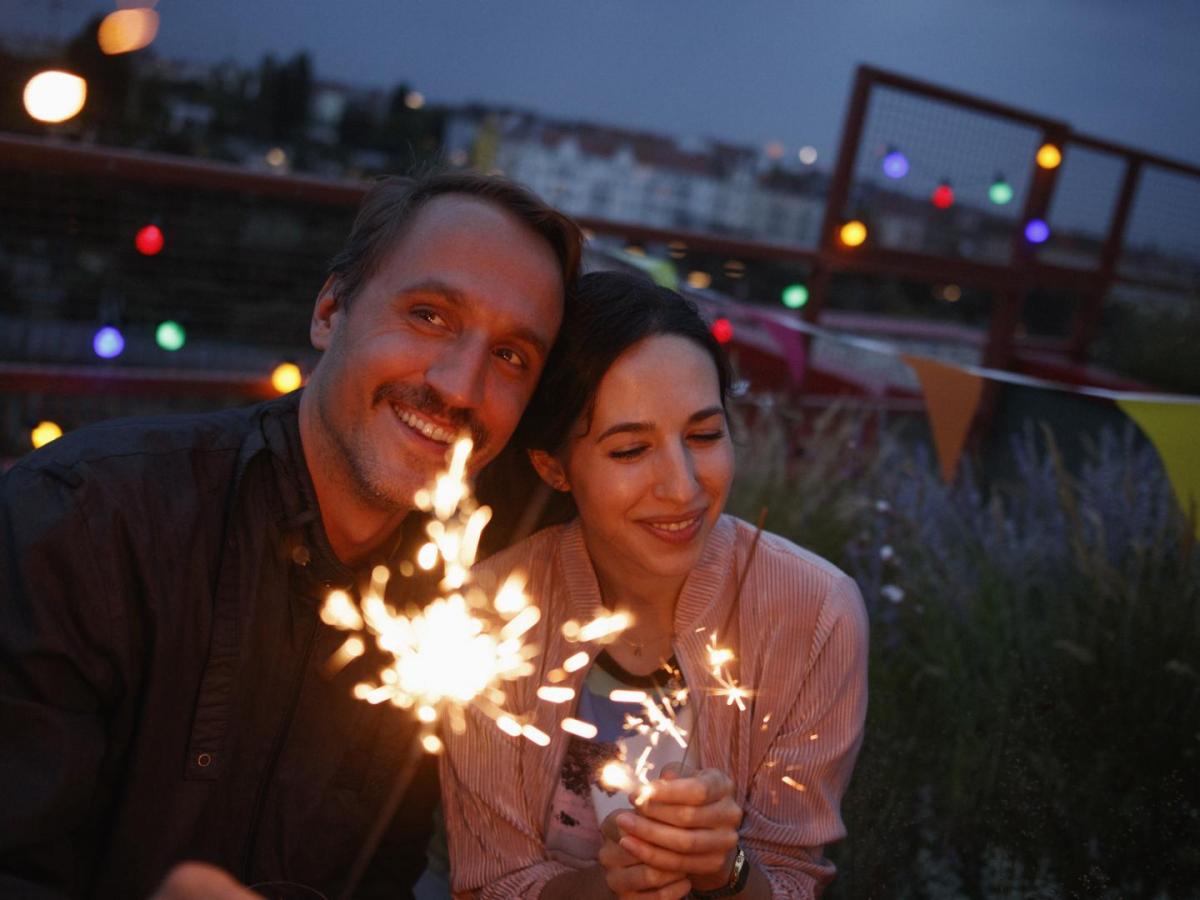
[0,392,437,899]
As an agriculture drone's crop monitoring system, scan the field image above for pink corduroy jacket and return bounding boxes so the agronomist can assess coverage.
[440,515,869,898]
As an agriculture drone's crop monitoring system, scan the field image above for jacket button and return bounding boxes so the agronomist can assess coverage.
[196,752,213,768]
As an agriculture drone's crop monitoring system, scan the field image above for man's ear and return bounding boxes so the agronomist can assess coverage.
[528,449,570,492]
[310,275,344,351]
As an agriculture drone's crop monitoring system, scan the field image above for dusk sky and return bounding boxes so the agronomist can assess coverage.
[16,0,1200,167]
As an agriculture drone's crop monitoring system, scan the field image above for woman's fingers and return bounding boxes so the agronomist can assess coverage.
[644,768,733,807]
[618,831,734,877]
[604,860,691,897]
[617,813,738,855]
[636,794,742,829]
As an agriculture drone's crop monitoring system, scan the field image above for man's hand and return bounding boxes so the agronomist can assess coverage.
[612,768,742,892]
[597,810,692,899]
[150,862,261,899]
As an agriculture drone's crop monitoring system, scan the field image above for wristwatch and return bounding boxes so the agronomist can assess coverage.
[689,845,748,899]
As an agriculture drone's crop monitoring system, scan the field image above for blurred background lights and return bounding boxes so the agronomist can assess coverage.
[686,270,712,290]
[271,362,303,394]
[781,283,809,309]
[882,148,909,179]
[942,283,962,302]
[988,175,1014,206]
[155,320,186,351]
[97,7,159,55]
[1036,143,1063,170]
[710,317,734,344]
[264,147,288,168]
[931,182,955,209]
[93,326,125,359]
[135,223,164,256]
[765,141,785,161]
[404,91,425,110]
[1025,218,1051,243]
[23,70,87,123]
[31,420,63,449]
[839,220,868,247]
[798,145,818,166]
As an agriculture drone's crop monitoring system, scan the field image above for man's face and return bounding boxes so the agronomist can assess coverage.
[307,195,565,512]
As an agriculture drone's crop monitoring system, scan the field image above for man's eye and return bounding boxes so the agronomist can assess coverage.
[412,308,447,327]
[494,347,528,369]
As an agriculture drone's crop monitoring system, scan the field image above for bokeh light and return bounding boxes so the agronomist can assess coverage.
[882,149,909,179]
[98,8,159,55]
[271,362,303,394]
[931,182,955,209]
[686,270,712,290]
[839,220,868,247]
[23,70,87,123]
[798,145,818,166]
[988,175,1014,206]
[404,91,425,110]
[93,326,125,359]
[1024,218,1051,243]
[781,284,809,309]
[765,141,785,161]
[265,147,288,168]
[135,224,164,256]
[31,420,63,449]
[1036,143,1063,170]
[710,317,734,345]
[155,320,186,351]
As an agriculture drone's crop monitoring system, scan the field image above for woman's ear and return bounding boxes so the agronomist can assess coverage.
[528,449,571,492]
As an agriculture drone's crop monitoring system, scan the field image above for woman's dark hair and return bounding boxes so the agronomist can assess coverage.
[517,269,733,454]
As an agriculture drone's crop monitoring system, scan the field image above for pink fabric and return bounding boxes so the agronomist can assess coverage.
[439,515,869,899]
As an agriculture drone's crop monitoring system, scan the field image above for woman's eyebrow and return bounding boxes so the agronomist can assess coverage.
[594,406,725,442]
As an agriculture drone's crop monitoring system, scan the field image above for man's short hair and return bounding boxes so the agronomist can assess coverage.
[327,172,583,308]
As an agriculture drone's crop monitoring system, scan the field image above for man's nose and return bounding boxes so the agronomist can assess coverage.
[426,335,489,412]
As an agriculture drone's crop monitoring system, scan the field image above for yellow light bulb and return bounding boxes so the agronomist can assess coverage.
[23,71,87,124]
[1036,144,1063,170]
[31,420,63,448]
[270,362,303,394]
[839,220,868,248]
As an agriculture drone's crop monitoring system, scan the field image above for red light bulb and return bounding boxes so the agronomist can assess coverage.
[931,183,954,210]
[135,224,164,256]
[711,317,734,345]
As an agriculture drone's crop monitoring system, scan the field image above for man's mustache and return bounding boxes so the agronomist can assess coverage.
[375,383,489,452]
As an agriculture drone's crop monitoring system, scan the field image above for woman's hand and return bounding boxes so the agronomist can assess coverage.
[611,768,743,892]
[598,809,692,899]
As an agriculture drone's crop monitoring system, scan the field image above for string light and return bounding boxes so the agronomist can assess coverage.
[781,284,809,309]
[23,71,87,123]
[839,220,868,248]
[93,326,125,360]
[798,146,818,166]
[686,271,712,290]
[711,318,734,345]
[988,174,1014,206]
[1024,219,1050,244]
[1036,144,1063,170]
[135,224,164,256]
[931,182,954,210]
[31,421,63,449]
[881,148,909,179]
[271,362,303,393]
[97,8,159,55]
[155,321,186,352]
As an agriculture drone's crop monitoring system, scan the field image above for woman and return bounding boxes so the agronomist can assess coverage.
[441,271,868,899]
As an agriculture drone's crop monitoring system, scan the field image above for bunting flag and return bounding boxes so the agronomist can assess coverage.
[1116,399,1200,538]
[902,354,985,484]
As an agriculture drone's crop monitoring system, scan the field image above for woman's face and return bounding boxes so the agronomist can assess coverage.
[553,333,735,592]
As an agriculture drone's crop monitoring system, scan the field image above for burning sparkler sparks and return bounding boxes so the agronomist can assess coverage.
[320,436,628,752]
[706,631,749,710]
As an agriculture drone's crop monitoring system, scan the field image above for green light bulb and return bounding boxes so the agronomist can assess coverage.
[156,320,186,351]
[989,179,1014,206]
[781,284,809,309]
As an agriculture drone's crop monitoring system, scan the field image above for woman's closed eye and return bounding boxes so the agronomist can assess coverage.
[608,444,648,461]
[690,429,725,444]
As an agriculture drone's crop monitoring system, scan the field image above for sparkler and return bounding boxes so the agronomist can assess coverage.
[328,436,627,900]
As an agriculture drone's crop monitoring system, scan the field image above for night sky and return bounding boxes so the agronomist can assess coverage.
[14,0,1200,167]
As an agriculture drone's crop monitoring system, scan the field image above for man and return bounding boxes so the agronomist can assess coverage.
[0,173,582,898]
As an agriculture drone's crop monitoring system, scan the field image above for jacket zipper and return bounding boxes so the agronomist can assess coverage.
[239,606,321,882]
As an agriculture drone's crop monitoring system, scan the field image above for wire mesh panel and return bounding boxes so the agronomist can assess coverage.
[1039,145,1125,270]
[845,85,1043,264]
[1119,163,1200,291]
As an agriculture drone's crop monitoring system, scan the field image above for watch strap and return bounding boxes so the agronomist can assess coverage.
[689,844,748,899]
